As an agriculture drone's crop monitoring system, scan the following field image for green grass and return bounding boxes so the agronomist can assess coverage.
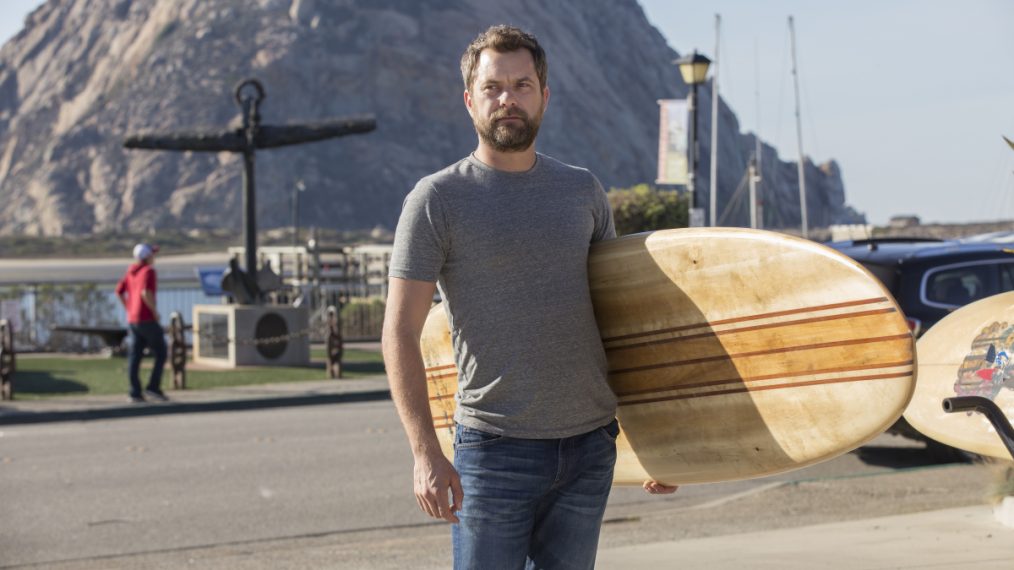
[12,348,385,400]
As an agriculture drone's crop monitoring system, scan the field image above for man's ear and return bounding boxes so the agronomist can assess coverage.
[463,89,473,113]
[543,85,550,109]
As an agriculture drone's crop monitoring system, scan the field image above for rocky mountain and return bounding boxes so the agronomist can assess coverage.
[0,0,864,237]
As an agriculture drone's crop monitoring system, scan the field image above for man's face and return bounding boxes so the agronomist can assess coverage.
[464,48,549,153]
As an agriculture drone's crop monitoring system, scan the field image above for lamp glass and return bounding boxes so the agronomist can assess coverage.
[678,61,710,85]
[690,60,710,84]
[676,53,712,85]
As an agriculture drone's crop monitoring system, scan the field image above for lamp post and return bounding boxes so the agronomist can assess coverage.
[675,50,711,227]
[292,179,305,247]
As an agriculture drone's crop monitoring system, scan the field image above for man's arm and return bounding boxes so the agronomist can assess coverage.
[382,277,463,523]
[140,289,160,323]
[115,278,128,308]
[141,267,160,322]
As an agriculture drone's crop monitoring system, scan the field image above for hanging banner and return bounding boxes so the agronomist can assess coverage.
[656,99,689,185]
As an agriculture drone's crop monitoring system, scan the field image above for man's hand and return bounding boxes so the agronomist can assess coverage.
[643,480,679,495]
[414,451,463,523]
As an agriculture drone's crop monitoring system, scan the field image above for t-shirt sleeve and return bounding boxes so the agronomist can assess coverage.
[389,181,448,282]
[590,176,616,243]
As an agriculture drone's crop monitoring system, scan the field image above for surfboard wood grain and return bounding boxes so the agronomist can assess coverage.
[421,228,916,485]
[906,291,1014,460]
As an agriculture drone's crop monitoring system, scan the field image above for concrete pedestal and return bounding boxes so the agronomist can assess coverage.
[192,304,310,368]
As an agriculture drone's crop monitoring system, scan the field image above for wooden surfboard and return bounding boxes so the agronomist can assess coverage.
[422,228,916,485]
[904,291,1014,460]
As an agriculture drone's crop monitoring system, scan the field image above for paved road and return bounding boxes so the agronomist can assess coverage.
[0,401,994,569]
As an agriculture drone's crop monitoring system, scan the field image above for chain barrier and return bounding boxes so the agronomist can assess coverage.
[169,312,187,390]
[0,319,14,400]
[194,320,331,347]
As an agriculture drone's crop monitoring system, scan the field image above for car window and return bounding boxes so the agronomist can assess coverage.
[925,266,993,306]
[1001,263,1014,292]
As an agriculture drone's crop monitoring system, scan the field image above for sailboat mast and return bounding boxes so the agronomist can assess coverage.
[752,37,762,230]
[789,15,808,238]
[709,14,721,227]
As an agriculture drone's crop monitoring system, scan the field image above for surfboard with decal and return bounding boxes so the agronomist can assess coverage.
[904,291,1014,460]
[422,228,916,485]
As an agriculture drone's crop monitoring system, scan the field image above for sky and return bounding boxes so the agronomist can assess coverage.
[639,0,1014,225]
[2,0,1013,226]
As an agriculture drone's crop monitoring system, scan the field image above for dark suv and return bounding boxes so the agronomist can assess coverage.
[828,235,1014,459]
[828,236,1014,337]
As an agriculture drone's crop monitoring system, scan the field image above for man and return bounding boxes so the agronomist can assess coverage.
[115,243,168,403]
[383,25,676,569]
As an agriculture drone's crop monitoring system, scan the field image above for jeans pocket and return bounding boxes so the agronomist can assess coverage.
[454,425,505,450]
[598,418,620,442]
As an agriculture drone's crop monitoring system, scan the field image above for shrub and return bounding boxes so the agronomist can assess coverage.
[608,184,689,236]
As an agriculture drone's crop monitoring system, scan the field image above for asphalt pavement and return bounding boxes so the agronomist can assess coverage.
[2,369,1012,569]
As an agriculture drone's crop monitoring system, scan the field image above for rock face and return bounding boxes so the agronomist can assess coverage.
[0,0,864,237]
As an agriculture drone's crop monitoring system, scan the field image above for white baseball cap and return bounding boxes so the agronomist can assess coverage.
[132,243,160,260]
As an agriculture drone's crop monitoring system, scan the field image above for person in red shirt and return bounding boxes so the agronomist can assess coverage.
[115,243,168,402]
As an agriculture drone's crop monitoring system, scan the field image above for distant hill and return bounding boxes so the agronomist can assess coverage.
[0,0,864,237]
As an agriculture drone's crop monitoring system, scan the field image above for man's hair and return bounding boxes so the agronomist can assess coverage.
[460,25,547,91]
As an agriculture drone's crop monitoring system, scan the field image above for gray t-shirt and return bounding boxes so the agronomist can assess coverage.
[389,153,617,439]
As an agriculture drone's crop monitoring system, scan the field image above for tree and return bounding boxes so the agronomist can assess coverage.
[608,184,689,236]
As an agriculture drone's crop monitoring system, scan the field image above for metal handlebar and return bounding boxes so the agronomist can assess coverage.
[942,396,1014,460]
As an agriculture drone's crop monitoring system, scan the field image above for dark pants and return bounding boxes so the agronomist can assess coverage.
[127,321,166,397]
[451,419,619,569]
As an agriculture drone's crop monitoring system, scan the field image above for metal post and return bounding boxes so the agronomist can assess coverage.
[688,82,699,225]
[709,14,720,227]
[789,16,808,238]
[326,305,343,379]
[748,158,758,229]
[0,318,15,400]
[243,148,257,276]
[169,312,187,390]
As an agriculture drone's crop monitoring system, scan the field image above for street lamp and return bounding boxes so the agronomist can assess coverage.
[292,179,306,247]
[674,50,711,227]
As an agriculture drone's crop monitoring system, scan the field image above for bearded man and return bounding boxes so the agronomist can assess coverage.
[382,25,676,570]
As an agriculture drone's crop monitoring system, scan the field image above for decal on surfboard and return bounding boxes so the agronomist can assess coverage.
[954,321,1014,401]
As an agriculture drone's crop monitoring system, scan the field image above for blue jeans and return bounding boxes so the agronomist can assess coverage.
[127,321,166,397]
[451,419,619,570]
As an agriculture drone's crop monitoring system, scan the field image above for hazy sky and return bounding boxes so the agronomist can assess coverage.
[2,0,1013,225]
[639,0,1014,226]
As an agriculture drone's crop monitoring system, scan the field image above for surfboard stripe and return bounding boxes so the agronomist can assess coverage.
[425,363,457,373]
[609,333,913,375]
[613,360,915,398]
[426,370,458,382]
[605,307,897,352]
[600,297,888,343]
[618,371,913,406]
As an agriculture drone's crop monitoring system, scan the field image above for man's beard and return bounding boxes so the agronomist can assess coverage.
[474,106,543,152]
